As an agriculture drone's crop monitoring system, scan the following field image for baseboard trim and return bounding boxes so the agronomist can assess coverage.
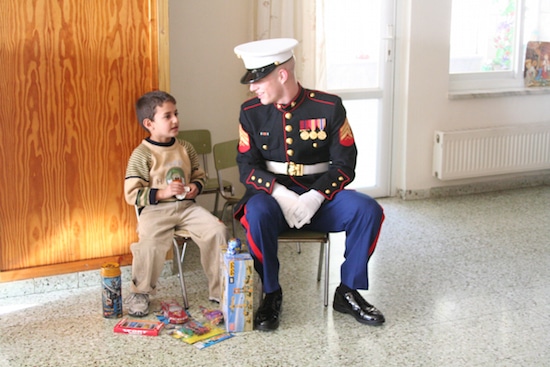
[0,254,134,283]
[397,172,550,200]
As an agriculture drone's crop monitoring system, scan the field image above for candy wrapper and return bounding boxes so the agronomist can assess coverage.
[169,318,227,345]
[200,306,223,326]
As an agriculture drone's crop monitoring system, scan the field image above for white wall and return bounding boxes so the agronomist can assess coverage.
[394,0,550,197]
[169,0,254,208]
[169,0,550,202]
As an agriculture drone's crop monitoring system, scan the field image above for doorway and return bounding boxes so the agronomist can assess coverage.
[319,0,395,198]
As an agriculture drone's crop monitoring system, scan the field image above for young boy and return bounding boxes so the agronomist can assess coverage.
[124,90,228,317]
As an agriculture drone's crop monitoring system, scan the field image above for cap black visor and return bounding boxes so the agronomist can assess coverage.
[239,57,293,84]
[240,63,278,84]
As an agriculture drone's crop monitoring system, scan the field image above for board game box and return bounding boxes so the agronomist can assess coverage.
[220,251,254,332]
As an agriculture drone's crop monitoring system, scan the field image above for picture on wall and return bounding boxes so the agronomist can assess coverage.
[524,41,550,87]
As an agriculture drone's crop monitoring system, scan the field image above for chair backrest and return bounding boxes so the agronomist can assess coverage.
[177,129,212,155]
[213,139,239,170]
[178,129,213,177]
[213,139,240,194]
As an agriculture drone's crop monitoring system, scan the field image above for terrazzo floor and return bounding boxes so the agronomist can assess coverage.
[1,186,549,366]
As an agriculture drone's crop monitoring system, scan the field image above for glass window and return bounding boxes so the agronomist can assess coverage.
[449,0,550,91]
[321,0,382,90]
[450,0,518,74]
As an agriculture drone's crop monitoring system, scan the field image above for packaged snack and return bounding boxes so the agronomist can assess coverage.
[199,306,224,326]
[180,319,210,335]
[193,332,233,350]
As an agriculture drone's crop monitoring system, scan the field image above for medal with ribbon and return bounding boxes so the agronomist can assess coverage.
[317,118,327,140]
[300,120,310,140]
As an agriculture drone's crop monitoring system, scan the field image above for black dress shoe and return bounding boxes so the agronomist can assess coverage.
[333,288,385,326]
[254,289,283,331]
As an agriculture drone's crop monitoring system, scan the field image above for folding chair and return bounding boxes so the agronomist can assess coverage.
[134,206,189,309]
[212,139,331,306]
[278,230,331,306]
[212,139,241,236]
[177,129,233,215]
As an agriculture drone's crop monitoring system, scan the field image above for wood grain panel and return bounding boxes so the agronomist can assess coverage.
[0,0,159,273]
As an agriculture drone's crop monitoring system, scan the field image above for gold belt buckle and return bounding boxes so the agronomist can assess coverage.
[287,162,304,176]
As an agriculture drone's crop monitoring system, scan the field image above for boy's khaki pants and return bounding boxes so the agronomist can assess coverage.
[130,200,228,300]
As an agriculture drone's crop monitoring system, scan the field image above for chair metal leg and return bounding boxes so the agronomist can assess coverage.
[213,191,220,217]
[295,238,330,307]
[278,233,330,307]
[231,217,236,238]
[317,243,324,281]
[315,238,330,307]
[172,237,189,309]
[323,239,330,307]
[221,202,236,237]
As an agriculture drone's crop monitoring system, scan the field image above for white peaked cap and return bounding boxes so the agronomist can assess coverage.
[234,38,298,83]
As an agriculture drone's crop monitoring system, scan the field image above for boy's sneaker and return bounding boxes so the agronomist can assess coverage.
[125,293,150,317]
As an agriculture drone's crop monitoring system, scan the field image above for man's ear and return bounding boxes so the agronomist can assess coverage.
[277,67,289,84]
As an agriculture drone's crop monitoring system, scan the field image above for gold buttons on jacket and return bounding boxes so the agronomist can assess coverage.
[262,144,268,150]
[286,137,293,145]
[338,176,344,181]
[285,125,293,132]
[325,189,331,195]
[332,182,337,187]
[310,92,316,98]
[291,101,296,107]
[285,112,292,120]
[312,142,318,148]
[287,149,294,156]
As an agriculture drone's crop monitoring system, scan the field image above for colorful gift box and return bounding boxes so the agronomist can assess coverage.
[220,251,254,332]
[113,318,164,336]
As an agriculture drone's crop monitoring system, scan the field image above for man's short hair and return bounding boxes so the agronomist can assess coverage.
[135,90,176,131]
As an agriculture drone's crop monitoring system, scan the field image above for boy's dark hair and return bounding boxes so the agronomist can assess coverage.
[135,90,177,131]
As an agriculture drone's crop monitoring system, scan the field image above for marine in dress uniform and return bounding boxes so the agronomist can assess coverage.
[233,38,385,331]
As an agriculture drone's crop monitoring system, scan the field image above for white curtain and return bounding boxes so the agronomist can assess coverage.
[254,0,326,89]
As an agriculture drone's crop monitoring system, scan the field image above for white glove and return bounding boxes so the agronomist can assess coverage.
[294,190,325,229]
[271,183,300,228]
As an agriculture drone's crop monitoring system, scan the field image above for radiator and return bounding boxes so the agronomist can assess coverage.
[433,122,550,180]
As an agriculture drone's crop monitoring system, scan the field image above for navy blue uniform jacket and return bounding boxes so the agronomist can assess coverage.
[234,85,358,220]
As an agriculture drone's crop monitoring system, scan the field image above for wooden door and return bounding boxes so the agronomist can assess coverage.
[0,0,166,280]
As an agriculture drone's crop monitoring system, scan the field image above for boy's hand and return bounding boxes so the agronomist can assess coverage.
[183,183,199,199]
[158,180,189,201]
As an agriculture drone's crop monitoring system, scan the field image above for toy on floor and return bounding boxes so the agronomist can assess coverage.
[113,318,164,336]
[199,305,223,326]
[160,300,189,324]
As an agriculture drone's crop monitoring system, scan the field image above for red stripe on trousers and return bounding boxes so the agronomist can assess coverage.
[369,212,385,257]
[239,205,263,263]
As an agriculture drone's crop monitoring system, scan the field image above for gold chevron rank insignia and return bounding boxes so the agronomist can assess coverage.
[238,124,251,153]
[339,118,355,146]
